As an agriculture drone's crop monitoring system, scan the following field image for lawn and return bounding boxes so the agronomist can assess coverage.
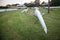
[0,7,60,40]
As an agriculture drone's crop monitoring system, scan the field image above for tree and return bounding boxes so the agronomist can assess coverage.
[11,4,19,6]
[24,3,35,7]
[51,0,60,6]
[34,0,40,6]
[6,4,11,7]
[24,3,29,6]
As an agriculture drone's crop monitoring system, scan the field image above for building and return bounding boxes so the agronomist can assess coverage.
[17,4,27,9]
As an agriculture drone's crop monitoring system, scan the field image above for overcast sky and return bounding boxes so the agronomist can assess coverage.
[0,0,48,6]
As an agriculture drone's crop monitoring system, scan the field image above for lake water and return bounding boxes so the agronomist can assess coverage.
[0,9,17,12]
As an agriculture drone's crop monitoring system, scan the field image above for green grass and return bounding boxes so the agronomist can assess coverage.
[0,8,60,40]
